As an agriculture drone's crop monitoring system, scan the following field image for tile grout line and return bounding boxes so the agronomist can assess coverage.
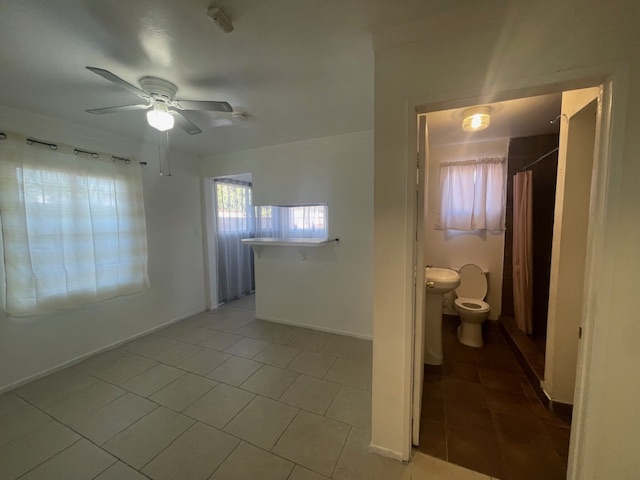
[267,404,301,455]
[137,419,202,475]
[13,437,90,480]
[320,380,343,417]
[12,392,156,480]
[14,375,102,411]
[93,351,360,427]
[321,355,340,381]
[73,340,363,428]
[329,424,352,479]
[8,302,373,480]
[204,436,245,479]
[487,409,512,480]
[73,353,158,387]
[267,408,340,478]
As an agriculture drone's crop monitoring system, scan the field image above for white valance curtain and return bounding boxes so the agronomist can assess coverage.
[0,133,149,317]
[435,157,507,232]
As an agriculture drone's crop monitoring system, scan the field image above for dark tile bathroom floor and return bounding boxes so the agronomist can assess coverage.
[418,315,570,480]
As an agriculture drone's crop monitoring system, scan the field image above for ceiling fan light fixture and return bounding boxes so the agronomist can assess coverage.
[462,106,491,132]
[147,101,174,131]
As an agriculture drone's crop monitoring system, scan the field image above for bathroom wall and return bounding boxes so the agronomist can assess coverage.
[544,87,599,405]
[200,131,374,338]
[0,106,207,392]
[424,139,509,320]
[502,134,559,335]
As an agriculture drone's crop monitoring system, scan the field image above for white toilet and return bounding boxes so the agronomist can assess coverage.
[453,264,490,348]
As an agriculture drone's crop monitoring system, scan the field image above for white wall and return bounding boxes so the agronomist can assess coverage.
[544,87,599,405]
[424,139,508,320]
[0,106,206,391]
[201,131,374,338]
[371,1,640,477]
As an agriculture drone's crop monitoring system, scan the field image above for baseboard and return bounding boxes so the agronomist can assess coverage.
[548,396,573,421]
[0,308,207,394]
[369,443,405,462]
[254,314,372,340]
[499,318,573,423]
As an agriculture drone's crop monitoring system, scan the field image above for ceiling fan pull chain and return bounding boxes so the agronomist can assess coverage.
[156,130,173,177]
[165,131,172,177]
[157,130,164,177]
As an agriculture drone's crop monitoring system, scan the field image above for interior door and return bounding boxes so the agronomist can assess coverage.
[412,115,428,445]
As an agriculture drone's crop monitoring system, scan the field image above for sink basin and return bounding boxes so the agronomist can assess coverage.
[425,267,460,293]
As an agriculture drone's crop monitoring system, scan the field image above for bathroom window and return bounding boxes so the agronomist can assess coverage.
[435,157,506,232]
[255,204,328,239]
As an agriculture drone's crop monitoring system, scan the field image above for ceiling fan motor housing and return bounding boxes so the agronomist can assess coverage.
[139,76,177,102]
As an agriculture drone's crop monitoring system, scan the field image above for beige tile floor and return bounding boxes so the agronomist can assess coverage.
[0,294,498,480]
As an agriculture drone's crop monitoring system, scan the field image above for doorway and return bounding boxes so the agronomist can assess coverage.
[414,85,599,480]
[204,173,255,308]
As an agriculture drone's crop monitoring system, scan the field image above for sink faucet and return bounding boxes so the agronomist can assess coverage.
[426,264,433,268]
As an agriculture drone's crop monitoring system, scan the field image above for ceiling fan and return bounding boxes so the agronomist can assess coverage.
[85,66,234,135]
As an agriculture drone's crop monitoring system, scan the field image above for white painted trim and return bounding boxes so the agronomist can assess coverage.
[567,70,627,479]
[369,443,405,462]
[255,315,372,340]
[412,115,427,446]
[403,62,629,475]
[202,177,219,310]
[0,308,206,394]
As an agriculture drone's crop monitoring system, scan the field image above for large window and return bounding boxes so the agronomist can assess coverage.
[0,134,148,317]
[435,157,506,232]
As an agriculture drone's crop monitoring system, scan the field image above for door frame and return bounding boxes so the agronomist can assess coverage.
[411,115,427,445]
[202,177,219,310]
[406,63,628,478]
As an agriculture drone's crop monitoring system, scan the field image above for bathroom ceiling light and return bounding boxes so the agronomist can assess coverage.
[462,106,491,132]
[146,101,175,132]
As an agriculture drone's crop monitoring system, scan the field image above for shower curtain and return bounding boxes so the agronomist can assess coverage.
[513,171,533,335]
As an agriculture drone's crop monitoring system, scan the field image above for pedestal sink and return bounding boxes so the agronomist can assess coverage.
[424,267,461,365]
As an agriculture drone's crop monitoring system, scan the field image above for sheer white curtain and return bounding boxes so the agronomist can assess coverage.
[435,157,507,231]
[255,205,327,239]
[0,133,148,317]
[214,179,254,303]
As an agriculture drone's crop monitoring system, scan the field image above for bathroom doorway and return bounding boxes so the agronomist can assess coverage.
[414,80,600,479]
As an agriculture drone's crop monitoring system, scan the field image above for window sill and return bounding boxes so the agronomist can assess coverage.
[241,237,339,259]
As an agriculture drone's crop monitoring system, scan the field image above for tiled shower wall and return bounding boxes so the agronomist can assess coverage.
[502,134,559,337]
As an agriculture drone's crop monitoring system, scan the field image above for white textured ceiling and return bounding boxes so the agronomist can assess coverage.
[0,0,477,155]
[426,93,562,147]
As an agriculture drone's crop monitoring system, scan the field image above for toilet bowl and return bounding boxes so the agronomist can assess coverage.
[453,264,490,347]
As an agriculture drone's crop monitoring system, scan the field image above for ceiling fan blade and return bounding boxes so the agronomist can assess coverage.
[86,67,151,100]
[174,100,233,112]
[86,104,151,115]
[173,111,202,135]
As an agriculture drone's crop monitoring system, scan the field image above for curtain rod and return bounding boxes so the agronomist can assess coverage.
[522,147,559,172]
[0,131,146,166]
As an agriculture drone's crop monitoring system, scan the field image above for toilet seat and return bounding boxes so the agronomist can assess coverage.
[454,297,490,313]
[455,264,487,300]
